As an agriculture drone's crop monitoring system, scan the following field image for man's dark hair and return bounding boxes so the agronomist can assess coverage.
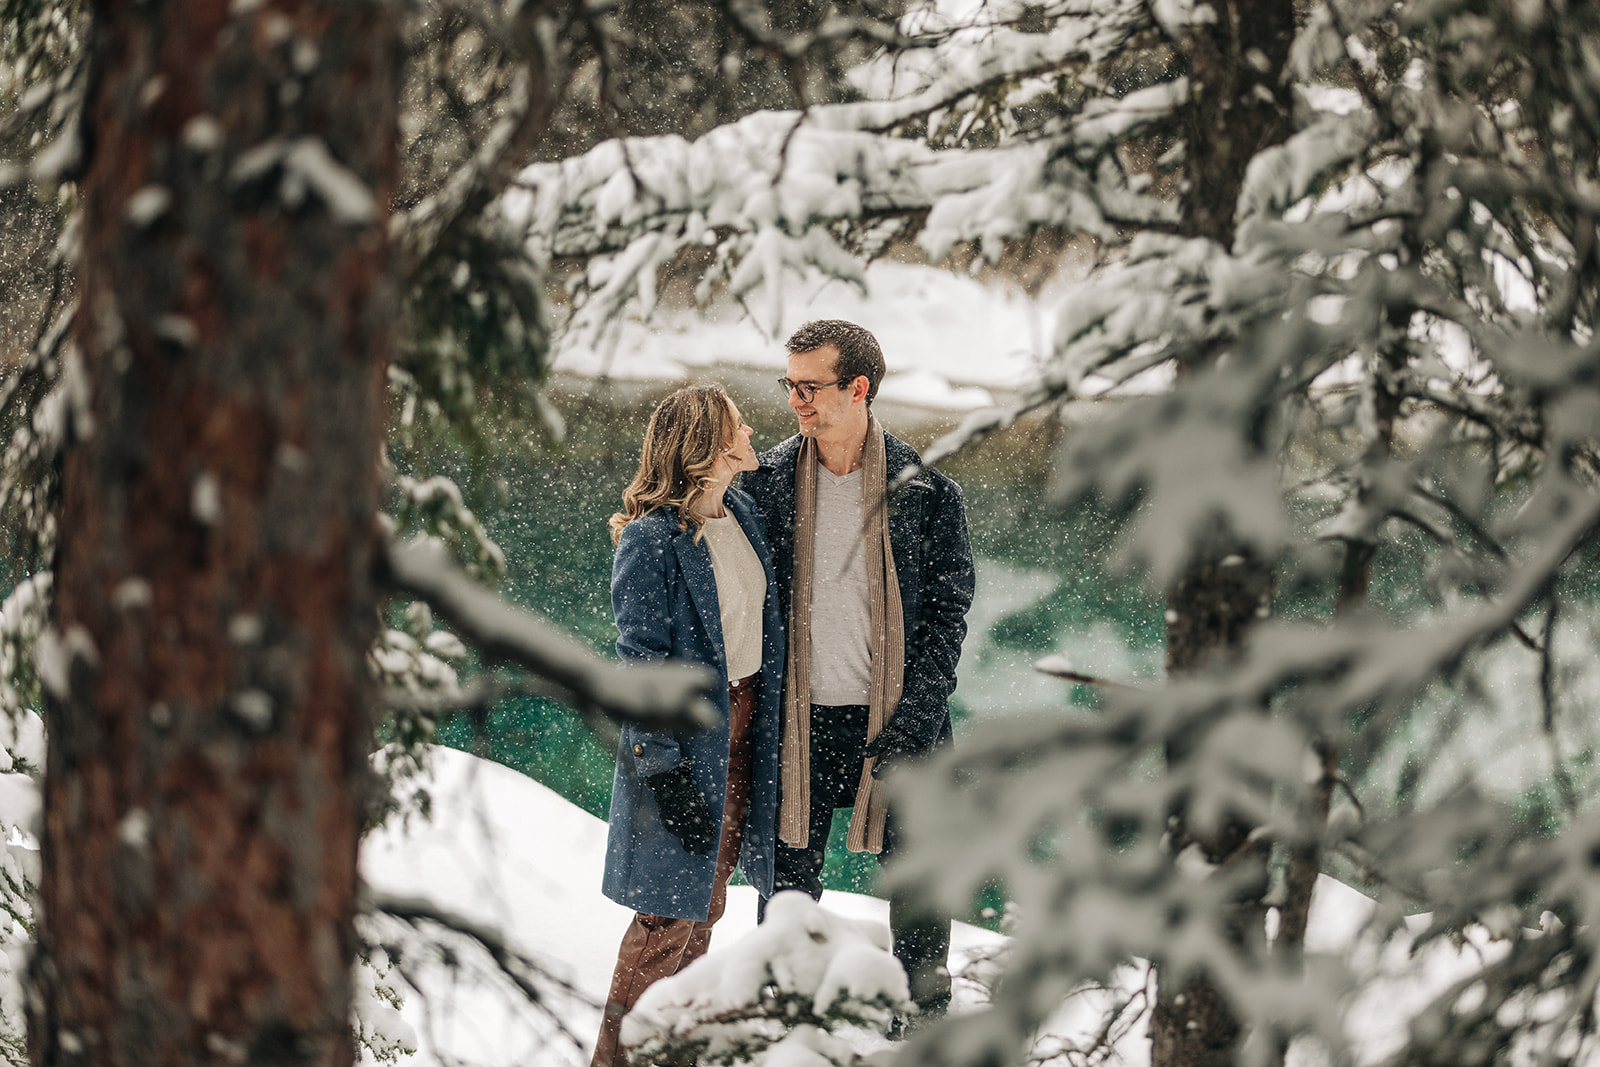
[784,319,886,404]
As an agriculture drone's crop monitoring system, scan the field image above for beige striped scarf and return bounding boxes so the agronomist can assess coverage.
[778,414,905,854]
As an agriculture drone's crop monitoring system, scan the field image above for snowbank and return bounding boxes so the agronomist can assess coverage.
[361,746,1509,1067]
[360,747,1001,1066]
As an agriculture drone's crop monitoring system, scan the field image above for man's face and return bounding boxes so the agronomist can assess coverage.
[785,345,860,440]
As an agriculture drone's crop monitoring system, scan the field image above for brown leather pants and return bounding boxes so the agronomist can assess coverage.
[591,675,756,1067]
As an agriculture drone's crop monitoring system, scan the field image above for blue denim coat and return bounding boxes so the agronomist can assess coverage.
[600,489,783,920]
[740,430,974,753]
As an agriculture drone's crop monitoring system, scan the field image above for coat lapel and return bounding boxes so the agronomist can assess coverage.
[727,493,777,589]
[673,523,726,674]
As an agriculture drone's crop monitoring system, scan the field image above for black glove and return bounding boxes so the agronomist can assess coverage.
[862,718,921,779]
[644,763,716,855]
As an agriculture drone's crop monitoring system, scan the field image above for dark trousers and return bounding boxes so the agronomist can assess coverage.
[763,703,951,1018]
[591,677,756,1067]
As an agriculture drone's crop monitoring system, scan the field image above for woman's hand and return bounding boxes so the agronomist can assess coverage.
[644,764,717,855]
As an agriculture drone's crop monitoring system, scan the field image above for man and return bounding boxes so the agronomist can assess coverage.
[742,319,975,1025]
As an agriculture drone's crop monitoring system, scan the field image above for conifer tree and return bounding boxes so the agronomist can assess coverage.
[34,2,398,1062]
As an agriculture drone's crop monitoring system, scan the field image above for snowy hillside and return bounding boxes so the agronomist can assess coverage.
[547,260,1062,410]
[360,747,1509,1067]
[360,747,1007,1066]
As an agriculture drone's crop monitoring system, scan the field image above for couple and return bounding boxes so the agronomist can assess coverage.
[591,319,975,1067]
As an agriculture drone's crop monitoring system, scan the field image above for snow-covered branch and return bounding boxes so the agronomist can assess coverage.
[380,538,717,731]
[392,3,566,283]
[884,473,1600,1062]
[506,101,1169,339]
[621,892,910,1067]
[818,0,1155,134]
[708,0,922,61]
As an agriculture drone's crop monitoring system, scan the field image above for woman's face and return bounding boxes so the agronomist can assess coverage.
[716,401,758,477]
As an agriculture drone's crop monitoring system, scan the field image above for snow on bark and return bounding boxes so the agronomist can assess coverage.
[35,2,400,1064]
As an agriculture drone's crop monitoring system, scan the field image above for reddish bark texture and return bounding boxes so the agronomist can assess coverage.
[34,2,397,1064]
[1151,1,1296,1065]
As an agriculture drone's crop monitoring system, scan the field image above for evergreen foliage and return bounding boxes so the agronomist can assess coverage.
[2,0,1600,1064]
[506,1,1600,1063]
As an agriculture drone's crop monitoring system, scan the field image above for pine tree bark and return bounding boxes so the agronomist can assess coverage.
[1149,1,1296,1064]
[32,2,398,1065]
[1270,284,1407,1065]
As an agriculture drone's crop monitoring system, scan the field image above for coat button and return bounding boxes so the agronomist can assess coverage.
[633,744,644,756]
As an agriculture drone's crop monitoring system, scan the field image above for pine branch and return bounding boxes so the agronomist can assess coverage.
[379,537,717,731]
[392,0,567,285]
[381,677,557,718]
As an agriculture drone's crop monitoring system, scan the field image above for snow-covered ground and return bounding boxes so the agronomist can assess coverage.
[361,747,1501,1067]
[360,746,1004,1066]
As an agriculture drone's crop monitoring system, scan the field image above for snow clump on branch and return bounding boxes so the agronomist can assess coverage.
[620,891,910,1067]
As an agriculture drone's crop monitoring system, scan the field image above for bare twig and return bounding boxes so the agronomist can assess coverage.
[368,891,593,1054]
[1538,593,1580,816]
[1411,483,1511,561]
[1033,654,1146,693]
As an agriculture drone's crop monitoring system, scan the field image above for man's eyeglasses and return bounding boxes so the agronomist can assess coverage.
[778,377,852,403]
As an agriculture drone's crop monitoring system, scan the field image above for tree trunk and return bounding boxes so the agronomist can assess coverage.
[1150,1,1296,1064]
[1271,288,1406,1064]
[32,3,397,1065]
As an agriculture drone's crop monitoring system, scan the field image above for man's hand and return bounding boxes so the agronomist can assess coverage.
[644,763,717,855]
[863,719,921,778]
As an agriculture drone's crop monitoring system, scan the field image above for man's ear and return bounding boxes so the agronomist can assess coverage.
[850,375,870,404]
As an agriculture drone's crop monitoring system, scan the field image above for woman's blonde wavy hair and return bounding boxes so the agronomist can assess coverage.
[609,384,738,544]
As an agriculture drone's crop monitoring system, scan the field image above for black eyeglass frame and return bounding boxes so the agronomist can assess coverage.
[777,376,854,402]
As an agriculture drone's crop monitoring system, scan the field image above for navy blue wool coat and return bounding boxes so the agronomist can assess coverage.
[741,430,975,754]
[601,489,784,920]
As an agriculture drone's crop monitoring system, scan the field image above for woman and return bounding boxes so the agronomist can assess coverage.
[591,384,785,1067]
